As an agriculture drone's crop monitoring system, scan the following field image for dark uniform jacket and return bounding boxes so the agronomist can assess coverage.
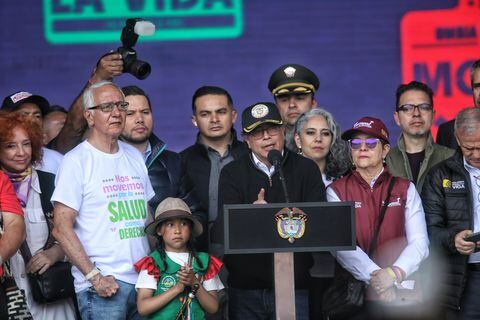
[146,134,205,235]
[212,149,326,290]
[421,151,473,310]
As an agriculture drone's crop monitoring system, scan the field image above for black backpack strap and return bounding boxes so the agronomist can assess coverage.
[36,170,56,249]
[36,170,55,217]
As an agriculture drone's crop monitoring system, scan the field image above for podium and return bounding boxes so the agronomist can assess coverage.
[224,201,355,320]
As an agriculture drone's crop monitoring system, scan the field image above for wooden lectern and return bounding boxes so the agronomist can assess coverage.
[223,201,355,320]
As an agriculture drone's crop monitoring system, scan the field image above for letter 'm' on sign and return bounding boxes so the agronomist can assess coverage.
[400,1,480,133]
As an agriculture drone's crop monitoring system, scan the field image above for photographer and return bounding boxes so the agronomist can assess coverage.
[48,52,123,154]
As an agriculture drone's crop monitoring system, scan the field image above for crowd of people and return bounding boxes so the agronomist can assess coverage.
[0,54,479,320]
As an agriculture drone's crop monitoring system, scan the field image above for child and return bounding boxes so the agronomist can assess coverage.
[134,197,224,319]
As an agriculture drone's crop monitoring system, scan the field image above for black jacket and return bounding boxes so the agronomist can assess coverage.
[212,149,326,290]
[421,151,472,310]
[436,119,458,150]
[147,134,206,243]
[180,130,248,211]
[180,131,248,248]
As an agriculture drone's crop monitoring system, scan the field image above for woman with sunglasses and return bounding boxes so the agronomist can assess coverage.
[0,112,75,319]
[326,117,429,319]
[293,108,351,318]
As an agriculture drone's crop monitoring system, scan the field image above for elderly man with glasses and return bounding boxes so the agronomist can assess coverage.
[422,106,480,319]
[386,81,454,192]
[211,102,325,320]
[52,81,155,320]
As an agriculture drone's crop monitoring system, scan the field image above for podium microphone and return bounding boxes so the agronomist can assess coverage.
[267,149,290,203]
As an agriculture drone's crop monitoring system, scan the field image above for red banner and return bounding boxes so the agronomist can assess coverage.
[401,0,480,138]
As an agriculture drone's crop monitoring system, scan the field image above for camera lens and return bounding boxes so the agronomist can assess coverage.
[130,60,151,80]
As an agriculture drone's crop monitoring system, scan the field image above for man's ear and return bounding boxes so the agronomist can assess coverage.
[244,136,251,149]
[191,115,198,127]
[393,112,401,127]
[455,132,461,147]
[84,110,94,127]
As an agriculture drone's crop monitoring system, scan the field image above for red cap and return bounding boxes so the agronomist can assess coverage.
[341,117,389,144]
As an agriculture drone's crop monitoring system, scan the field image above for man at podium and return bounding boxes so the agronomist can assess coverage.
[211,102,325,319]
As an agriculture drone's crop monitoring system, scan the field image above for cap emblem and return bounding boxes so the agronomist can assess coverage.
[353,120,374,129]
[10,92,32,104]
[283,66,296,78]
[251,104,269,119]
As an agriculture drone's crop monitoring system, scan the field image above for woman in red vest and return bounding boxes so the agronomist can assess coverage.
[327,117,429,319]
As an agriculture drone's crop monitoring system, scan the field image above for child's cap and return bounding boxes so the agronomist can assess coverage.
[144,197,203,237]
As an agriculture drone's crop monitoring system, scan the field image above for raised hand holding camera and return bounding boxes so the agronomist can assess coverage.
[117,18,155,80]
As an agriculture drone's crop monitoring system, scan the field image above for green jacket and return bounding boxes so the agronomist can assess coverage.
[386,132,454,192]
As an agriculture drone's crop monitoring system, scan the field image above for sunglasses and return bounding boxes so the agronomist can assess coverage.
[349,138,380,150]
[396,103,433,114]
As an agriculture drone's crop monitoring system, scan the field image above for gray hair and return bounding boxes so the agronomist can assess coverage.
[455,107,480,135]
[293,108,351,179]
[82,81,124,110]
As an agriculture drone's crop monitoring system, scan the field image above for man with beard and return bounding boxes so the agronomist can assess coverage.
[436,59,480,149]
[268,64,319,151]
[120,85,204,228]
[386,81,454,192]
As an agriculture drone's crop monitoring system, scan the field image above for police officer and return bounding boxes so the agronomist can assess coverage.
[268,64,320,150]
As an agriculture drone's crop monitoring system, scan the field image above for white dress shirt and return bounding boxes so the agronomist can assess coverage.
[463,157,480,263]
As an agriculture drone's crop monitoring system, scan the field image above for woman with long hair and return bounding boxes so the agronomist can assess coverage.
[0,112,75,319]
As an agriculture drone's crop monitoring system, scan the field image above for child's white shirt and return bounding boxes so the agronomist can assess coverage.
[135,251,224,292]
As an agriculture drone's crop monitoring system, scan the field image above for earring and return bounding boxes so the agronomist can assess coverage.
[297,147,303,155]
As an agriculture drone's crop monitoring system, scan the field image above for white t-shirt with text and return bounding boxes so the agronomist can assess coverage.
[52,140,155,292]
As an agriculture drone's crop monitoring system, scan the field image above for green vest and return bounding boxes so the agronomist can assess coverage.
[148,250,210,320]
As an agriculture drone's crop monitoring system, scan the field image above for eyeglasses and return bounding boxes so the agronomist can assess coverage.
[249,126,282,140]
[349,138,380,150]
[397,103,433,114]
[89,101,129,113]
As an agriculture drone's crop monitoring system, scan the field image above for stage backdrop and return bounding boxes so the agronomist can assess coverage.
[0,0,478,151]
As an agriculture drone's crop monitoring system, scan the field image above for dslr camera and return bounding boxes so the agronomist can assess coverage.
[118,18,155,80]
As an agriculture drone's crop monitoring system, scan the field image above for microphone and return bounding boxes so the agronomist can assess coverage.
[267,149,282,168]
[267,150,290,203]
